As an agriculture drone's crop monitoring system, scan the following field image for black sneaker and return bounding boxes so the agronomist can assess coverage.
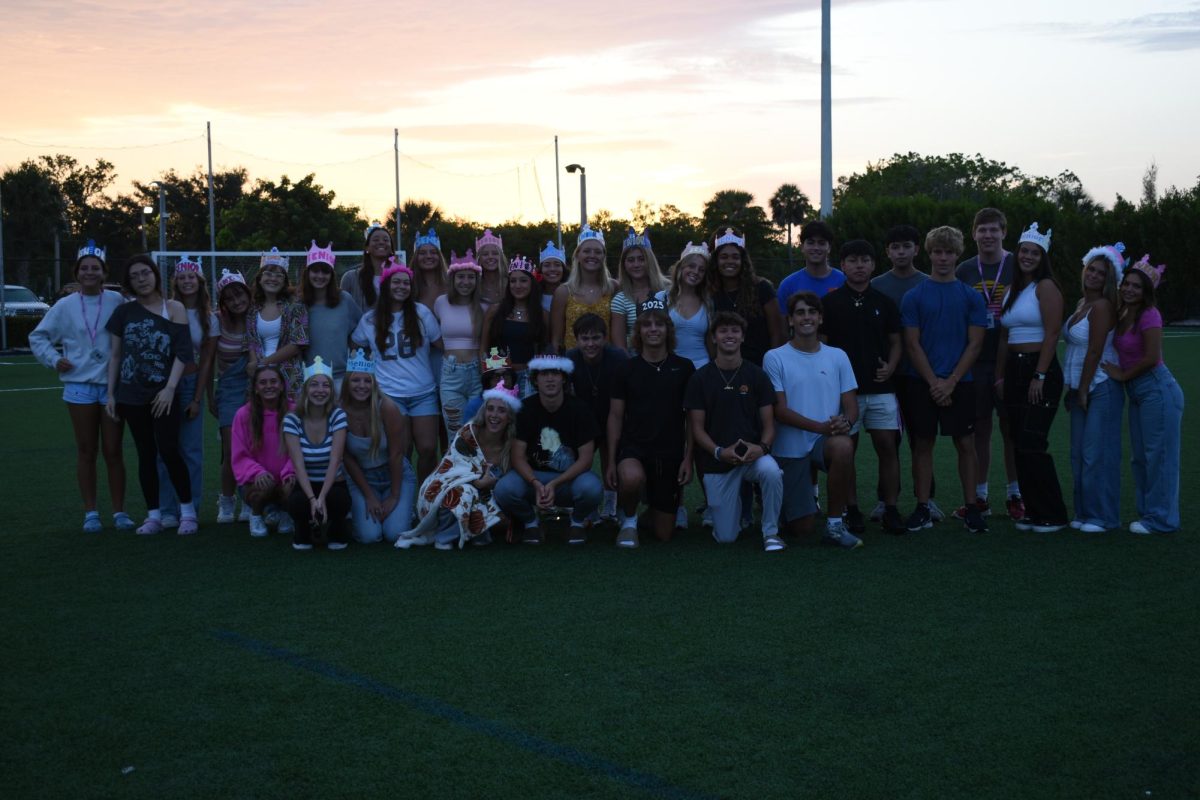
[905,504,932,532]
[882,505,906,534]
[964,505,988,533]
[843,505,866,534]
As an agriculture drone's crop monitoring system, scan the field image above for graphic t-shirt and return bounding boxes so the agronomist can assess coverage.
[684,360,775,474]
[515,395,598,472]
[105,301,195,405]
[955,253,1013,364]
[351,303,441,398]
[610,353,695,459]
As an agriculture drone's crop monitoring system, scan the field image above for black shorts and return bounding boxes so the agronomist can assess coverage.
[903,378,976,439]
[971,361,1005,419]
[616,448,682,514]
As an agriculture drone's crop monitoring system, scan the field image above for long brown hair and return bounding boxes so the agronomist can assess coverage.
[707,229,766,319]
[374,272,423,355]
[357,228,393,308]
[172,271,212,337]
[486,272,546,351]
[301,263,342,308]
[249,364,289,452]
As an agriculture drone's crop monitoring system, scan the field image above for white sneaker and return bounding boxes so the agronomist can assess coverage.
[1079,523,1106,533]
[1069,519,1083,530]
[1129,520,1154,535]
[927,499,946,522]
[160,514,180,530]
[701,506,714,528]
[328,542,348,551]
[868,500,886,522]
[601,490,618,520]
[277,514,295,535]
[249,515,269,538]
[264,507,280,528]
[216,496,235,524]
[675,506,688,529]
[238,504,251,523]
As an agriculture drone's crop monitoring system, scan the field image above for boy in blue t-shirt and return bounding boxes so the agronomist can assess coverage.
[900,226,988,534]
[776,220,846,314]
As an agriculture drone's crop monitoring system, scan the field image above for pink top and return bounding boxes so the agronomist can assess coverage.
[433,295,485,350]
[1113,307,1164,371]
[231,404,295,485]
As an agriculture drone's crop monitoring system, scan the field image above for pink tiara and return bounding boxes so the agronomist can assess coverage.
[475,228,503,252]
[508,255,536,274]
[306,240,336,268]
[380,256,412,285]
[448,250,482,274]
[1129,254,1166,288]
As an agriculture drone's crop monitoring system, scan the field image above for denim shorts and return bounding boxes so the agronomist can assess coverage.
[388,389,440,417]
[215,361,250,428]
[63,382,108,405]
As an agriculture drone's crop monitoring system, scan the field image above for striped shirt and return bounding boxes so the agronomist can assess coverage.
[283,407,348,483]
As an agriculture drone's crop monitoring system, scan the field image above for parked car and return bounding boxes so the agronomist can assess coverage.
[56,282,129,303]
[2,285,51,319]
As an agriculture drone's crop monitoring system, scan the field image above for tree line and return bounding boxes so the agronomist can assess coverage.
[2,151,1196,320]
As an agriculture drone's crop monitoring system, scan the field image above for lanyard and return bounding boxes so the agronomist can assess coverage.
[976,251,1007,304]
[79,292,104,347]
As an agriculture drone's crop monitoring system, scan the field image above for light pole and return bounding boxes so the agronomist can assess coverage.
[565,163,586,228]
[150,181,167,252]
[141,205,154,251]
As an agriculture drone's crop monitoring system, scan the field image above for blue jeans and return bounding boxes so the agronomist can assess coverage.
[1126,364,1184,532]
[493,468,603,524]
[159,373,204,518]
[1065,379,1123,529]
[348,462,417,544]
[439,355,482,435]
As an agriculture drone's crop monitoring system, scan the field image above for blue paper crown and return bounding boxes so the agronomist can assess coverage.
[77,239,106,263]
[539,240,566,264]
[714,228,746,250]
[576,224,605,248]
[622,227,652,252]
[303,356,334,382]
[346,348,375,374]
[414,228,441,251]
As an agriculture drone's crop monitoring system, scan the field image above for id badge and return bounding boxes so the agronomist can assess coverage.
[985,311,995,330]
[90,348,106,363]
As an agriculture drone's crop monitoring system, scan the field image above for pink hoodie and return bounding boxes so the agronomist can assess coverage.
[231,403,295,485]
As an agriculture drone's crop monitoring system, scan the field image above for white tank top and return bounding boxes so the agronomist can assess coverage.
[257,312,282,357]
[1000,283,1043,345]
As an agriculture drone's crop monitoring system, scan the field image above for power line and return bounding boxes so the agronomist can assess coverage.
[215,144,391,168]
[0,134,205,151]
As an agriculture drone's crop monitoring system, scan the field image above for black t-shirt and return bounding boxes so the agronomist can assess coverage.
[610,353,695,459]
[105,301,195,405]
[712,278,776,366]
[566,344,629,439]
[684,360,775,473]
[515,394,598,472]
[820,285,901,394]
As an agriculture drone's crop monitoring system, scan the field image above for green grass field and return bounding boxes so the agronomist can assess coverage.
[3,336,1198,799]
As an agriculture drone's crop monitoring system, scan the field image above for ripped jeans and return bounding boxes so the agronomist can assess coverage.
[439,355,482,437]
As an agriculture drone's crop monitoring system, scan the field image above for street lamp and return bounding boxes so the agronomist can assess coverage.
[141,205,154,252]
[150,181,167,252]
[565,163,587,229]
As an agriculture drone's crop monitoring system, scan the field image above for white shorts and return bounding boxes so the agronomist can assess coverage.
[852,392,899,434]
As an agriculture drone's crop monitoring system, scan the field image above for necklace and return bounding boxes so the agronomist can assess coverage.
[850,290,867,309]
[716,363,742,391]
[643,355,668,372]
[583,359,600,397]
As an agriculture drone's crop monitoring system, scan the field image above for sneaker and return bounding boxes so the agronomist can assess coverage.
[1129,520,1154,535]
[675,506,688,530]
[264,507,280,529]
[113,512,135,531]
[238,504,251,523]
[964,506,988,533]
[700,505,714,528]
[953,498,991,520]
[249,515,269,537]
[1079,523,1106,534]
[328,542,348,551]
[843,505,866,534]
[292,542,313,551]
[216,496,236,524]
[905,505,933,532]
[821,520,863,549]
[521,526,544,545]
[567,526,588,545]
[83,514,103,534]
[1069,519,1083,530]
[762,534,787,552]
[277,514,295,535]
[927,499,946,522]
[881,506,906,534]
[177,516,199,536]
[1014,521,1034,531]
[601,490,618,520]
[868,500,886,522]
[1006,495,1026,521]
[136,518,163,535]
[616,527,640,548]
[434,540,454,551]
[160,514,180,530]
[1032,521,1065,533]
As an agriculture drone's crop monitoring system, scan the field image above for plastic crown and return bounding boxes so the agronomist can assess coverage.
[1081,241,1126,283]
[77,239,106,263]
[303,356,334,382]
[414,228,441,251]
[364,221,388,242]
[475,228,503,252]
[380,256,412,285]
[714,228,746,250]
[1018,222,1052,253]
[306,240,336,268]
[482,347,513,373]
[346,348,375,374]
[680,241,711,261]
[576,224,605,247]
[448,250,482,274]
[175,254,202,274]
[481,379,522,413]
[1129,254,1166,288]
[622,227,652,251]
[539,240,567,264]
[260,247,289,270]
[508,255,536,274]
[216,269,247,294]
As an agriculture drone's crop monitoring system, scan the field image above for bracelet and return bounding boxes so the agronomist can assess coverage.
[713,446,722,461]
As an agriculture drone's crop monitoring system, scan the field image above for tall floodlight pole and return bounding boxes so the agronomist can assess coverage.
[554,136,563,249]
[206,122,218,284]
[819,0,833,218]
[394,128,402,252]
[0,183,7,351]
[565,163,586,228]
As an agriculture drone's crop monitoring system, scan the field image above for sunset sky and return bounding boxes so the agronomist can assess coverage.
[2,0,1198,229]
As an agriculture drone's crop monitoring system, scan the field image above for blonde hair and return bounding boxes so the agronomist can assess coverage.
[664,253,711,312]
[414,245,449,299]
[448,268,486,335]
[566,240,614,298]
[468,403,515,471]
[476,244,509,299]
[1082,257,1119,311]
[617,245,669,301]
[296,374,335,420]
[338,371,385,462]
[924,226,964,256]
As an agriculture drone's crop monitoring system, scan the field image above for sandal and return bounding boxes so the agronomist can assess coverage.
[136,518,163,535]
[763,534,787,552]
[177,516,199,536]
[112,512,135,531]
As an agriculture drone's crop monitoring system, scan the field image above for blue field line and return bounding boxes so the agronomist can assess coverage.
[213,630,720,800]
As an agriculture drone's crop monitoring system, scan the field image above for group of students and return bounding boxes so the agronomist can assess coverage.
[30,207,1183,550]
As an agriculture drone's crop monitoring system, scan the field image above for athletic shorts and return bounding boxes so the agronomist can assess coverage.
[851,393,900,434]
[777,455,819,521]
[63,382,108,405]
[903,378,976,439]
[616,448,682,515]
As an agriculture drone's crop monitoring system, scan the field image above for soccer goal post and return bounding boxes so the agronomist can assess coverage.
[151,250,367,290]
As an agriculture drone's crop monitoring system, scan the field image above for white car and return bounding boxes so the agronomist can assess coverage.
[2,285,51,319]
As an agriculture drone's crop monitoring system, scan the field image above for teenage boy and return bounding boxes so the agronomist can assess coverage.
[871,224,945,523]
[764,291,861,548]
[685,311,785,551]
[821,240,904,534]
[776,220,845,314]
[606,299,695,548]
[902,226,988,533]
[956,208,1023,520]
[566,313,628,519]
[494,355,603,545]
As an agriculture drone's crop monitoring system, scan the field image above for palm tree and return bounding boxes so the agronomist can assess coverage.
[769,183,812,268]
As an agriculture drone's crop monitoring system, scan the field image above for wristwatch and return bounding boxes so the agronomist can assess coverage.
[1034,371,1047,380]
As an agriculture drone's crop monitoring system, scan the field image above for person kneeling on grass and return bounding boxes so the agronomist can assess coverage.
[763,291,861,549]
[231,364,296,537]
[400,381,520,550]
[605,299,695,548]
[493,355,602,545]
[282,357,351,551]
[685,311,784,551]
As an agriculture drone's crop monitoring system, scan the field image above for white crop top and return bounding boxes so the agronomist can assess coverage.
[1000,283,1043,345]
